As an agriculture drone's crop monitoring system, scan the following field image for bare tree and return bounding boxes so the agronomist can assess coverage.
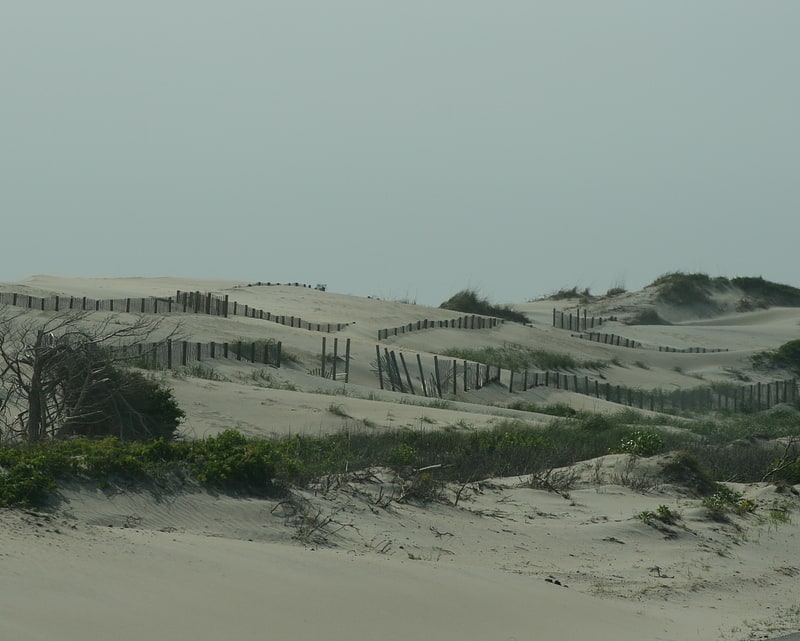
[0,308,182,442]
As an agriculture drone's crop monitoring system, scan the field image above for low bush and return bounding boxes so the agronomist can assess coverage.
[613,431,665,457]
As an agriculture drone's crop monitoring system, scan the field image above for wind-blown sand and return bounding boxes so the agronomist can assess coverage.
[1,275,799,641]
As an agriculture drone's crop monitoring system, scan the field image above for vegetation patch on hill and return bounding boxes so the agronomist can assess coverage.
[650,272,800,310]
[441,343,608,371]
[752,340,800,373]
[439,289,528,324]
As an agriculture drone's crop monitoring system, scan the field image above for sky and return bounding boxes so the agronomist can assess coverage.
[2,1,798,307]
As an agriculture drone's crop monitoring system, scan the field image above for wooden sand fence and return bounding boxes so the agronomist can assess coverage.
[372,345,796,412]
[175,291,349,333]
[552,308,614,331]
[0,290,348,333]
[0,292,177,314]
[378,315,503,340]
[108,338,283,370]
[572,332,729,353]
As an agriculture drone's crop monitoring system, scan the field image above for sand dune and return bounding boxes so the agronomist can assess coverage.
[1,275,799,640]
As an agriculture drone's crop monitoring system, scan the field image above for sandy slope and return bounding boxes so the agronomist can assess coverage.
[2,275,800,640]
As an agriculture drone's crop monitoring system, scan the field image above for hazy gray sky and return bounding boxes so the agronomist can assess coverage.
[2,2,798,306]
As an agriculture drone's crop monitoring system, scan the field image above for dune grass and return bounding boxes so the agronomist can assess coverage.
[442,343,608,371]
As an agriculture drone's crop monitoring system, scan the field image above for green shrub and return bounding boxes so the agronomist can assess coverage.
[614,431,665,457]
[0,463,56,508]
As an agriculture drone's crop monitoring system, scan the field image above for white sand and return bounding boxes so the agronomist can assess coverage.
[2,275,799,641]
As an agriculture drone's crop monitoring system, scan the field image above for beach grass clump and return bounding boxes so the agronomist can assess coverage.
[439,289,528,324]
[548,286,593,302]
[625,309,671,325]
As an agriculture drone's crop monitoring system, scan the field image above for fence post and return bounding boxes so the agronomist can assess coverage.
[433,356,442,398]
[167,340,173,369]
[453,360,457,395]
[399,352,416,395]
[509,371,514,393]
[321,337,327,378]
[376,345,384,389]
[417,354,428,397]
[181,341,188,366]
[344,339,351,383]
[332,338,338,381]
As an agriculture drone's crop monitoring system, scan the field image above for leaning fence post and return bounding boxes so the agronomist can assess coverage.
[417,354,428,397]
[433,356,442,398]
[399,352,416,395]
[376,345,384,389]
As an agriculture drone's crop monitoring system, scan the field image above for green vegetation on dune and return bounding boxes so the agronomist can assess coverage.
[442,343,608,371]
[3,404,799,509]
[650,272,800,309]
[752,339,800,374]
[730,276,800,307]
[439,289,528,324]
[649,272,726,307]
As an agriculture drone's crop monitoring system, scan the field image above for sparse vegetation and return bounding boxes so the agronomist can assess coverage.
[439,289,528,324]
[625,309,671,326]
[442,344,608,372]
[549,286,592,302]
